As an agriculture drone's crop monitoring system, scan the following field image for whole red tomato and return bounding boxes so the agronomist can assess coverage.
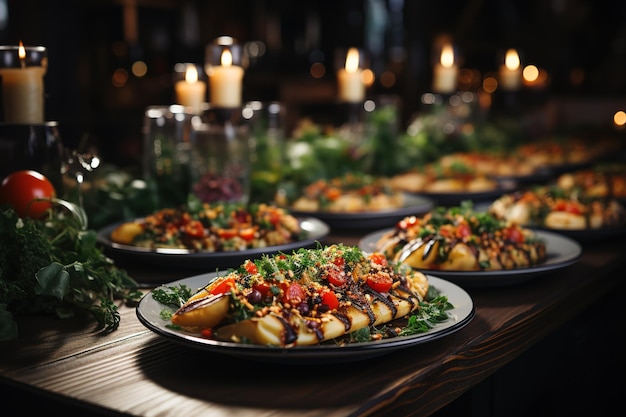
[0,170,56,218]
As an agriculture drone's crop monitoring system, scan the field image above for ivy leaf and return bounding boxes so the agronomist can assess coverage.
[34,262,70,300]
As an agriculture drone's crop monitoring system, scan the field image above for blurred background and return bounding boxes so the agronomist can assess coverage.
[2,0,626,168]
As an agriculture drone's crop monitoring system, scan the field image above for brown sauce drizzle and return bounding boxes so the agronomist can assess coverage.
[174,293,224,315]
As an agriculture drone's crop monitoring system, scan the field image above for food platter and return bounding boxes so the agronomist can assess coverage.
[97,217,330,269]
[136,273,474,364]
[358,229,582,287]
[287,194,434,230]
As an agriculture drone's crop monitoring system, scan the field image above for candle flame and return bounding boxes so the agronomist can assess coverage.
[185,65,198,83]
[345,48,360,73]
[221,49,233,67]
[505,49,520,71]
[18,41,25,60]
[440,44,454,68]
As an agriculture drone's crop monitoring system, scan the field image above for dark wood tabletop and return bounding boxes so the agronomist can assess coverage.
[1,229,624,417]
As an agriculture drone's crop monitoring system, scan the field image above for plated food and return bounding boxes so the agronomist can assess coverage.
[109,202,307,252]
[389,161,500,194]
[488,186,626,230]
[276,173,405,213]
[372,203,547,271]
[555,164,626,200]
[160,244,453,348]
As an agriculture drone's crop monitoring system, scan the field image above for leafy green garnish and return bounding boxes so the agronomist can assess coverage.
[398,295,454,336]
[0,205,142,341]
[151,284,193,309]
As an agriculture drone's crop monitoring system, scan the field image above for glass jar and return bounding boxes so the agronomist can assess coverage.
[242,101,285,203]
[189,106,250,204]
[142,105,194,208]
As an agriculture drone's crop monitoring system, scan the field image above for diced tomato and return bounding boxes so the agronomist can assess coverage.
[320,290,339,310]
[397,216,418,230]
[455,222,471,239]
[201,328,213,338]
[369,252,387,266]
[366,273,393,293]
[439,226,453,238]
[332,256,345,268]
[217,228,238,239]
[325,267,347,286]
[268,210,282,225]
[244,260,258,274]
[504,226,525,243]
[180,212,192,224]
[554,200,583,215]
[183,220,205,238]
[208,276,236,295]
[282,282,305,305]
[239,227,256,241]
[324,187,341,201]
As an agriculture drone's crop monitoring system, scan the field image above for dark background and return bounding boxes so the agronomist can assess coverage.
[2,0,626,168]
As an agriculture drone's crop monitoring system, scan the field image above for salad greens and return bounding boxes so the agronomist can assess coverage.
[0,203,142,341]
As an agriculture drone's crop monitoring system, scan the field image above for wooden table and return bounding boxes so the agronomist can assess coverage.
[1,230,624,416]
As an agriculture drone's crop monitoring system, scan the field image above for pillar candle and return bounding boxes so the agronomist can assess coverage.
[0,44,46,124]
[432,44,458,94]
[499,49,522,91]
[337,48,365,103]
[175,64,206,114]
[208,49,244,108]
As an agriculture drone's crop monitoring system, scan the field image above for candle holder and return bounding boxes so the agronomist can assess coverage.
[189,105,251,204]
[205,36,245,109]
[0,44,47,124]
[0,121,63,190]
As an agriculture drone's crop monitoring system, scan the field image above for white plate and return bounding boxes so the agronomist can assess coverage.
[358,229,582,287]
[136,274,474,364]
[287,194,434,230]
[97,217,330,270]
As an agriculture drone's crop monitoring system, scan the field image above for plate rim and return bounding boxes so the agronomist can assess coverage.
[136,274,475,362]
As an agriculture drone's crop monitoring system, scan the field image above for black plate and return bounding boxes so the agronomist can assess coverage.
[136,274,474,364]
[359,229,582,287]
[287,194,434,230]
[97,217,330,270]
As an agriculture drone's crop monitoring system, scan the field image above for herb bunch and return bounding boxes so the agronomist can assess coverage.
[0,205,142,341]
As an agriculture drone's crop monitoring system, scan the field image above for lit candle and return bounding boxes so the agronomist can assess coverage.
[0,42,47,123]
[208,49,244,108]
[432,44,458,94]
[499,49,522,91]
[337,48,365,103]
[175,64,206,114]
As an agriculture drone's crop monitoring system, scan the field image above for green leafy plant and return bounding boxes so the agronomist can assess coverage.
[0,202,142,341]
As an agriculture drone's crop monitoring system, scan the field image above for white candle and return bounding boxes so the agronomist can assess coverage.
[337,48,365,103]
[432,44,458,94]
[208,49,244,108]
[499,49,521,91]
[0,44,46,123]
[175,64,206,114]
